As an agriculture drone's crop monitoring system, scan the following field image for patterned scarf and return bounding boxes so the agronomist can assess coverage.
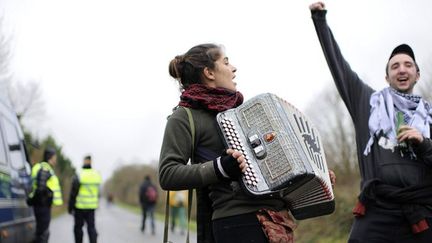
[364,87,432,155]
[178,84,244,112]
[256,209,296,243]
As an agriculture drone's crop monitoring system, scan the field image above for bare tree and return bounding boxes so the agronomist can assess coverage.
[416,55,432,101]
[305,85,358,175]
[8,79,45,123]
[0,17,12,102]
[0,17,45,127]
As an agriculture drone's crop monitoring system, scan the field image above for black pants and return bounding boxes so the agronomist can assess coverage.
[74,209,97,243]
[33,206,51,243]
[212,212,268,243]
[141,204,155,233]
[348,206,432,243]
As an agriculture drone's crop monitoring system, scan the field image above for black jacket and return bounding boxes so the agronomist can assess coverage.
[311,9,432,212]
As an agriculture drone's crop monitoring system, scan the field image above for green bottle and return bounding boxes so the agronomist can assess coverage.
[396,111,408,150]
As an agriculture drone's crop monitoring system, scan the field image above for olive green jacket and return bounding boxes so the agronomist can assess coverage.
[159,107,285,220]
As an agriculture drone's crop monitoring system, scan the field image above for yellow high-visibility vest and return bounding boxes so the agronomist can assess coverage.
[169,190,188,207]
[30,162,63,206]
[75,168,101,209]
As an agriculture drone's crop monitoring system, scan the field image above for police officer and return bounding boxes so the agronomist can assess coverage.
[68,155,102,243]
[28,147,63,243]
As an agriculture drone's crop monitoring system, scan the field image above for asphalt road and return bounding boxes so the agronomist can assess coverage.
[50,203,196,243]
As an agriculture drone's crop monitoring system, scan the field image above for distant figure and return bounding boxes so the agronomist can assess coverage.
[169,190,187,235]
[68,155,102,243]
[27,147,63,243]
[106,193,114,206]
[139,175,158,235]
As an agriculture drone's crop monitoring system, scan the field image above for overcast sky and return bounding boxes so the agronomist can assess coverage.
[2,0,432,181]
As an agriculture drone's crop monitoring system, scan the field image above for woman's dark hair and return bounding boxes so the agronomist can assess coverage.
[169,43,223,90]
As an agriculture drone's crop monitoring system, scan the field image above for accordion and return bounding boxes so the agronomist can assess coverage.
[216,93,335,220]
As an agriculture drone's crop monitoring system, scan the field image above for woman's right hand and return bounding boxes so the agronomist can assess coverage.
[309,2,326,11]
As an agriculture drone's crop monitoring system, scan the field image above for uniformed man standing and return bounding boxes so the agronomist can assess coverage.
[28,147,63,243]
[68,155,102,243]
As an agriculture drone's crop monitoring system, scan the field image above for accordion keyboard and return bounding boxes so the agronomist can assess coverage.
[216,93,335,220]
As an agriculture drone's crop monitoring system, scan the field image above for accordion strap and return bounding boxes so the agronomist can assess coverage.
[163,107,195,243]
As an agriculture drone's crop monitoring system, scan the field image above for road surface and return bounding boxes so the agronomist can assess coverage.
[50,203,196,243]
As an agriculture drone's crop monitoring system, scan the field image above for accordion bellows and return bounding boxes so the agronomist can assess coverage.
[216,93,335,220]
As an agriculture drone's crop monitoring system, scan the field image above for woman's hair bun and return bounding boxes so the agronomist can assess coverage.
[169,55,185,79]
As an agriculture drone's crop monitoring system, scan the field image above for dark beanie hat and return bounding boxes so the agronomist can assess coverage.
[43,147,56,162]
[389,44,415,61]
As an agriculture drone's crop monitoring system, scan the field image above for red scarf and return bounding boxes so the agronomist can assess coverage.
[178,84,244,112]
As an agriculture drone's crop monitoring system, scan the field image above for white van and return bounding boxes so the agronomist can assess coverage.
[0,97,35,243]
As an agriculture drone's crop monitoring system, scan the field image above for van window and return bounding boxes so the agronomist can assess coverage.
[2,117,26,170]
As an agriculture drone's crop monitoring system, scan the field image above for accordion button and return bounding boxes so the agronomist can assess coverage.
[253,145,267,159]
[254,145,264,153]
[248,134,261,147]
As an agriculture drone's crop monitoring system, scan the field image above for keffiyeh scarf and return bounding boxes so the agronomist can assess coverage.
[364,87,432,155]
